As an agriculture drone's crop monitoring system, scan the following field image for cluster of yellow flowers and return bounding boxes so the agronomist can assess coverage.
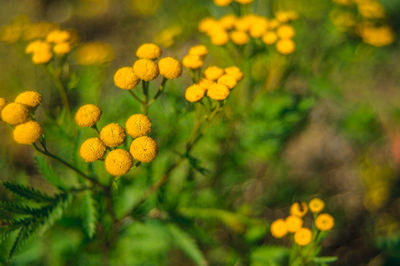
[270,198,334,246]
[213,0,254,6]
[75,104,157,176]
[0,91,43,145]
[331,0,395,47]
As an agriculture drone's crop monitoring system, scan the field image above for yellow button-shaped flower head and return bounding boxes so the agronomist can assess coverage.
[133,59,159,81]
[262,31,278,45]
[1,103,30,125]
[26,40,47,54]
[198,79,215,90]
[230,30,249,45]
[268,19,280,30]
[75,104,102,127]
[136,43,162,60]
[158,57,182,80]
[199,17,219,33]
[235,0,253,4]
[309,198,325,213]
[225,66,243,81]
[294,228,312,246]
[277,25,295,39]
[125,114,152,138]
[100,123,126,148]
[182,55,203,70]
[189,45,208,57]
[249,17,268,38]
[13,121,43,144]
[114,67,140,90]
[53,42,71,55]
[185,84,206,103]
[130,136,157,163]
[79,137,106,162]
[204,66,224,81]
[276,39,295,55]
[207,83,230,101]
[15,91,42,108]
[105,149,133,176]
[0,98,6,113]
[32,44,53,64]
[220,14,237,30]
[315,213,334,231]
[46,30,70,43]
[270,219,287,238]
[285,216,303,233]
[290,202,308,217]
[210,31,229,46]
[218,74,237,89]
[214,0,232,7]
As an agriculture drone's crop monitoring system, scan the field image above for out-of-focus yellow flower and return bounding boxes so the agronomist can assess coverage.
[0,98,6,114]
[276,11,298,22]
[125,114,152,138]
[32,49,53,64]
[75,42,114,65]
[357,24,395,47]
[214,0,232,6]
[220,14,237,30]
[249,17,268,38]
[315,213,334,231]
[23,22,59,41]
[217,74,237,89]
[0,24,23,43]
[26,40,46,54]
[75,104,102,127]
[225,66,243,81]
[105,149,133,176]
[46,30,70,43]
[53,42,71,55]
[290,202,308,217]
[230,30,249,45]
[13,121,43,145]
[234,17,251,32]
[1,103,30,125]
[199,17,219,33]
[113,67,140,90]
[286,216,303,233]
[158,57,182,80]
[182,55,203,69]
[189,45,208,57]
[136,43,162,60]
[235,0,253,4]
[15,91,42,108]
[309,198,325,213]
[154,26,182,47]
[358,1,385,19]
[204,66,224,81]
[270,219,287,238]
[210,31,230,46]
[130,136,157,163]
[268,19,280,30]
[133,59,159,81]
[79,137,106,162]
[198,79,215,90]
[100,123,126,148]
[276,39,295,54]
[277,25,295,39]
[333,0,354,5]
[330,10,356,30]
[262,31,278,45]
[207,83,230,101]
[185,84,206,103]
[294,228,312,245]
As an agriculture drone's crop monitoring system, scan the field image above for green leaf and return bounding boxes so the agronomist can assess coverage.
[251,245,290,266]
[82,191,97,238]
[35,156,66,190]
[313,256,338,264]
[167,224,207,266]
[0,201,41,216]
[3,182,56,203]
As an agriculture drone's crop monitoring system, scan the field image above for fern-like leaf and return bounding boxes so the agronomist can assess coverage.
[82,191,97,238]
[35,156,66,190]
[3,182,56,203]
[0,201,42,216]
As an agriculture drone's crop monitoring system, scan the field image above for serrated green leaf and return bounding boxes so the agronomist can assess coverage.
[35,156,66,190]
[82,191,97,238]
[313,256,338,263]
[3,182,56,203]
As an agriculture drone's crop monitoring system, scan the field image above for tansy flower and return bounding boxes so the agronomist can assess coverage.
[198,79,215,90]
[214,0,232,6]
[125,114,152,138]
[1,103,30,125]
[75,104,102,127]
[0,98,6,114]
[276,39,295,55]
[207,83,230,101]
[262,31,278,45]
[100,123,126,148]
[79,137,106,162]
[113,67,140,90]
[158,57,182,80]
[290,202,308,217]
[198,17,219,33]
[220,14,237,30]
[217,74,237,89]
[13,121,43,145]
[234,17,251,32]
[105,149,133,176]
[185,84,206,103]
[235,0,253,4]
[230,31,249,45]
[268,19,280,30]
[25,40,47,54]
[309,198,325,213]
[358,2,385,19]
[31,43,53,64]
[189,45,208,57]
[277,25,295,39]
[210,31,229,46]
[285,216,303,233]
[224,66,243,81]
[294,228,312,246]
[133,59,159,81]
[249,18,268,38]
[276,11,298,22]
[15,91,42,108]
[75,42,114,65]
[130,136,157,163]
[182,55,203,70]
[270,219,287,238]
[357,25,394,47]
[53,42,71,55]
[46,30,70,43]
[315,213,334,231]
[136,43,162,60]
[204,66,224,81]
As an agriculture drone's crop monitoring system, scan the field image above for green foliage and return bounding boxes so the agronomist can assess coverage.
[81,191,97,238]
[35,155,67,190]
[250,245,290,266]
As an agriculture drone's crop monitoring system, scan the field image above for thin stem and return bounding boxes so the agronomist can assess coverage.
[142,81,149,115]
[127,90,144,104]
[46,64,71,116]
[148,77,167,106]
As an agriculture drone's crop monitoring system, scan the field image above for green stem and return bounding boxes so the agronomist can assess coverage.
[46,64,71,116]
[148,77,167,106]
[142,81,149,115]
[127,90,144,104]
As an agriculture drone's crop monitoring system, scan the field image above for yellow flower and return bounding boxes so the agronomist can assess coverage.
[285,216,303,233]
[75,104,102,127]
[53,42,71,55]
[276,11,298,22]
[46,30,70,43]
[15,91,42,108]
[294,228,312,246]
[130,136,157,163]
[224,66,243,81]
[158,57,182,80]
[270,219,287,238]
[358,2,385,19]
[214,0,232,6]
[277,25,295,39]
[262,31,278,45]
[185,84,206,103]
[207,83,230,101]
[182,55,204,70]
[210,31,230,46]
[75,42,114,65]
[198,17,219,33]
[235,0,253,4]
[136,43,162,60]
[204,66,224,81]
[230,30,249,45]
[133,59,159,81]
[13,121,43,145]
[309,198,325,213]
[198,79,215,90]
[220,14,237,29]
[358,25,395,47]
[1,103,30,125]
[125,114,152,138]
[32,49,53,64]
[315,213,334,231]
[234,17,251,32]
[79,137,106,162]
[105,149,133,176]
[217,74,237,89]
[113,67,140,90]
[249,17,268,38]
[290,202,308,217]
[189,45,208,57]
[333,0,353,5]
[268,19,280,29]
[25,40,48,54]
[276,39,295,54]
[100,123,126,148]
[0,98,6,113]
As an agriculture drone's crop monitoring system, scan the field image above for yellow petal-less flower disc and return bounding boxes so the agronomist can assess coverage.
[15,91,42,108]
[262,31,278,45]
[315,213,334,231]
[0,98,6,113]
[198,17,219,33]
[290,202,308,217]
[158,57,182,80]
[125,114,152,138]
[204,66,224,81]
[79,137,106,162]
[75,42,114,65]
[217,74,237,89]
[136,43,162,60]
[53,42,71,55]
[277,25,295,39]
[294,228,312,246]
[234,17,251,32]
[46,30,70,43]
[230,30,249,45]
[1,103,30,125]
[268,19,280,30]
[100,123,126,148]
[75,104,102,127]
[309,198,325,213]
[32,46,53,64]
[105,149,133,176]
[25,40,47,54]
[210,31,230,46]
[207,83,230,101]
[185,84,206,103]
[276,39,295,55]
[270,219,287,238]
[13,121,43,145]
[113,67,140,90]
[198,79,215,90]
[220,14,237,30]
[285,216,303,233]
[189,45,208,57]
[249,17,268,38]
[133,59,159,81]
[235,0,253,4]
[276,11,299,22]
[182,55,203,70]
[224,66,243,81]
[130,136,158,163]
[214,0,232,6]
